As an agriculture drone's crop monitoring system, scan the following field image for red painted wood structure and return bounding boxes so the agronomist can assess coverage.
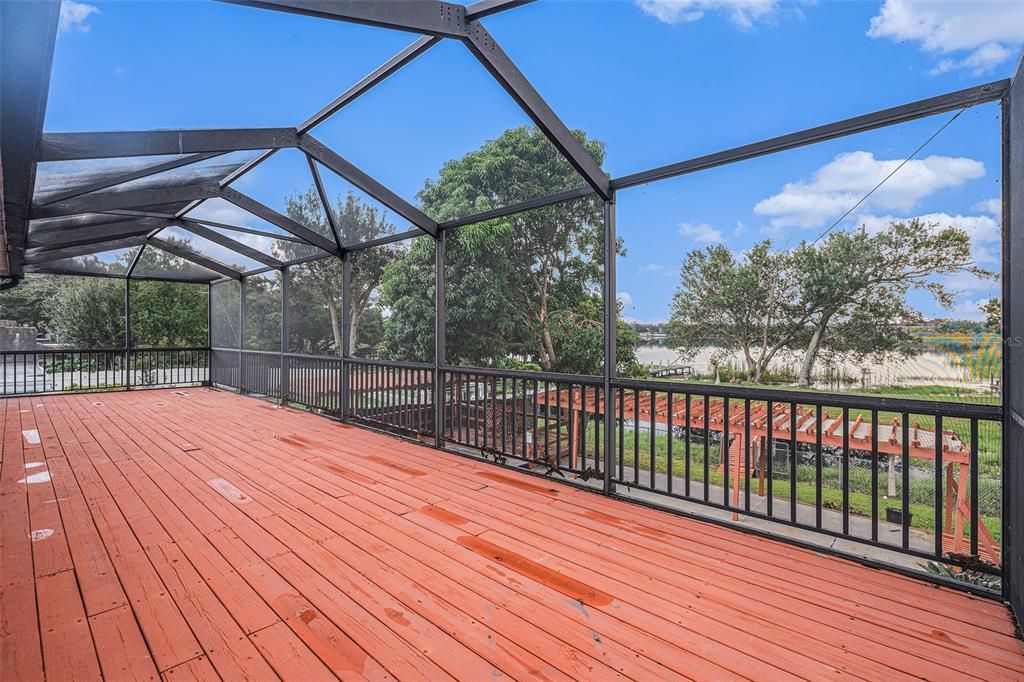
[534,387,999,566]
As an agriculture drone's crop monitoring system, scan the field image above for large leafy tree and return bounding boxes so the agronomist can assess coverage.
[789,219,990,386]
[668,241,801,384]
[379,126,638,375]
[129,280,207,347]
[282,188,401,355]
[668,219,990,386]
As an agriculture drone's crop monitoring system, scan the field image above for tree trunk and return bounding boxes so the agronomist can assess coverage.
[327,297,343,357]
[798,317,830,388]
[540,325,556,372]
[348,307,361,356]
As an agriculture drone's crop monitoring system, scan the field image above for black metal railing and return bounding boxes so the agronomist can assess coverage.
[0,347,209,397]
[609,378,1002,575]
[441,366,606,481]
[348,357,434,435]
[32,347,998,583]
[286,352,344,415]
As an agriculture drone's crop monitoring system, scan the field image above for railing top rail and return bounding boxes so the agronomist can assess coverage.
[347,356,434,370]
[612,376,1002,420]
[1,346,208,355]
[443,364,604,386]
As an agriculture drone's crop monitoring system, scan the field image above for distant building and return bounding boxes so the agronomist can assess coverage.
[0,319,40,351]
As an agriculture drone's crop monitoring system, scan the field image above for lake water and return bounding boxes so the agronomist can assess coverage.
[635,344,998,390]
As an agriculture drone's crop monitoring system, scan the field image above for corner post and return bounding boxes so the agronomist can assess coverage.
[239,276,246,394]
[603,193,617,495]
[434,229,446,448]
[124,277,131,389]
[341,253,352,419]
[280,267,289,405]
[206,282,212,385]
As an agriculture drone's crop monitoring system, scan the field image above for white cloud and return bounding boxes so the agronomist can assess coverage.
[678,221,724,244]
[867,1,1024,75]
[635,0,778,29]
[639,263,674,278]
[754,151,985,230]
[950,297,994,321]
[617,291,634,309]
[974,197,1001,216]
[59,1,99,34]
[184,199,278,253]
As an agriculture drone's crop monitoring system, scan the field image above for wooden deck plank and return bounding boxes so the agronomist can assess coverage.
[35,569,103,681]
[3,388,1020,682]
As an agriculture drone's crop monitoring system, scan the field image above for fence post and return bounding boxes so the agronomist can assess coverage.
[434,229,446,448]
[206,282,213,386]
[603,194,617,495]
[341,253,351,420]
[281,266,289,405]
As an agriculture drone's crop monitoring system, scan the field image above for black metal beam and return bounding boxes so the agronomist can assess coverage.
[149,236,243,280]
[345,226,422,251]
[305,155,344,252]
[300,36,441,133]
[612,79,1010,190]
[220,187,340,255]
[297,135,438,237]
[178,218,283,268]
[31,182,222,220]
[438,185,594,230]
[27,217,168,251]
[221,0,469,38]
[24,235,148,264]
[0,0,60,278]
[38,128,297,162]
[465,0,533,20]
[462,22,610,200]
[183,216,308,244]
[34,151,226,206]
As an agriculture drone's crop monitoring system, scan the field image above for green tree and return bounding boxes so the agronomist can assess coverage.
[129,280,207,347]
[45,276,125,348]
[282,188,401,355]
[790,219,990,386]
[982,297,1001,332]
[668,241,800,384]
[379,126,636,375]
[0,275,61,331]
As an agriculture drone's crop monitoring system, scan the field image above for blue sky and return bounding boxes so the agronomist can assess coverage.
[48,0,1023,322]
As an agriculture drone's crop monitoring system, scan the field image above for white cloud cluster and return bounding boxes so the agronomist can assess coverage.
[635,0,778,29]
[867,0,1024,75]
[59,0,99,34]
[753,151,985,230]
[678,221,724,244]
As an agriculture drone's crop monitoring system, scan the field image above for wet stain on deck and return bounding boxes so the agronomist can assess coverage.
[419,505,470,526]
[458,535,612,607]
[365,455,427,477]
[273,594,367,676]
[476,470,560,497]
[580,509,670,540]
[311,459,378,486]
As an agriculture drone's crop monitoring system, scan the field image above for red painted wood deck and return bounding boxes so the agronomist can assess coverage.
[1,388,1021,681]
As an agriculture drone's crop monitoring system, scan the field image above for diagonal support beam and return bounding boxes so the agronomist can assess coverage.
[34,151,226,206]
[298,134,438,237]
[462,22,610,199]
[178,219,283,268]
[149,236,243,279]
[305,155,345,251]
[39,127,297,161]
[182,216,309,244]
[30,182,222,219]
[220,187,341,255]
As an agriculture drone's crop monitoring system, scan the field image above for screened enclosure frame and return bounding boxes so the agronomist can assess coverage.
[2,0,1024,612]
